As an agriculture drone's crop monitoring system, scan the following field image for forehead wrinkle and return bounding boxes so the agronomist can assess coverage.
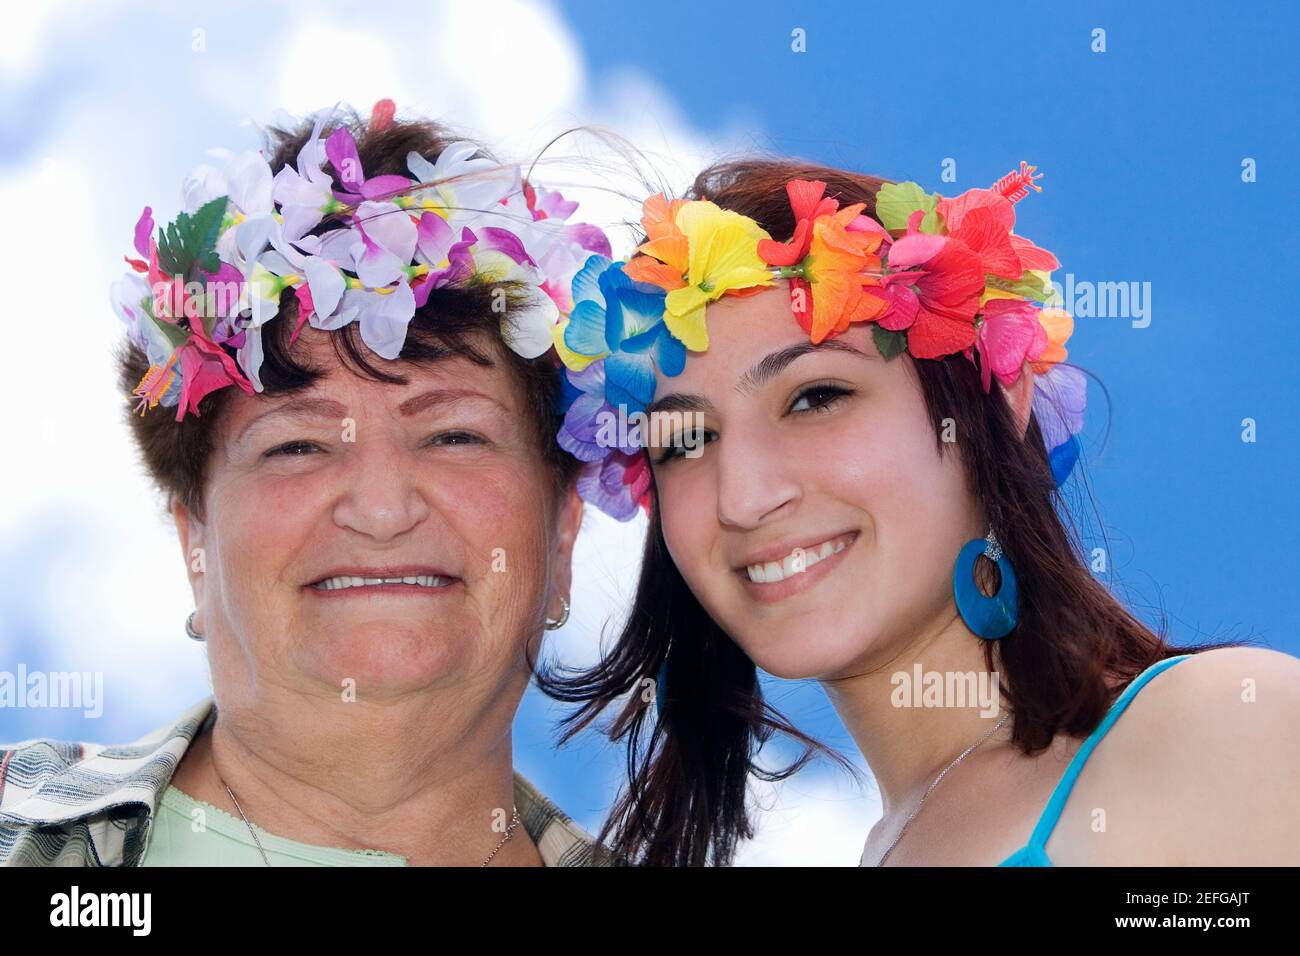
[233,396,350,444]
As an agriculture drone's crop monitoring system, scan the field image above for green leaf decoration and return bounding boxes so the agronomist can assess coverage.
[155,196,229,280]
[876,181,940,234]
[1031,269,1064,307]
[145,307,190,350]
[985,269,1052,301]
[872,323,908,360]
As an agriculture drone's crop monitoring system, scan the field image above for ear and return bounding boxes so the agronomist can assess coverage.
[548,483,585,615]
[170,497,208,621]
[1001,361,1036,439]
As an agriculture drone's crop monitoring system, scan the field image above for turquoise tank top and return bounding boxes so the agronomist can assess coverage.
[997,653,1193,866]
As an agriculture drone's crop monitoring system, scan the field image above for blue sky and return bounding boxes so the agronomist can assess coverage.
[0,0,1295,863]
[562,0,1300,646]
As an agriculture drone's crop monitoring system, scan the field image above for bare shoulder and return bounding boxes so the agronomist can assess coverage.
[1134,646,1300,722]
[1096,646,1300,863]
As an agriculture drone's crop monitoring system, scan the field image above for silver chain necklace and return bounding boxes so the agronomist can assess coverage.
[871,711,1011,866]
[215,773,521,867]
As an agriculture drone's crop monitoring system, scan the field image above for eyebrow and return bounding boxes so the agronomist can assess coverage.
[644,339,872,417]
[234,388,505,443]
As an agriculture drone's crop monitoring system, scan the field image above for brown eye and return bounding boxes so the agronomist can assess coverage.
[654,428,715,464]
[266,440,321,458]
[789,384,853,414]
[428,431,486,447]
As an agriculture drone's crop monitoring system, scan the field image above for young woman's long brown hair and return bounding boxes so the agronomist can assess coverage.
[536,157,1230,867]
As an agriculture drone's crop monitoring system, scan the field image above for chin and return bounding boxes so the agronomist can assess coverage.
[734,621,882,682]
[713,578,879,673]
[298,621,468,698]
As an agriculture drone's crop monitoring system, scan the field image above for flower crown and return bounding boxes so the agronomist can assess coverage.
[552,163,1086,520]
[111,100,612,421]
[113,126,1084,524]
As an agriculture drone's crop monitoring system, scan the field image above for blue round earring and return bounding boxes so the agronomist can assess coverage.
[953,530,1019,639]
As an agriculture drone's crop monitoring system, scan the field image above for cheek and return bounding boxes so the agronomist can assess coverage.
[461,481,546,570]
[656,468,716,591]
[832,418,969,524]
[205,470,324,602]
[438,462,555,616]
[829,403,979,604]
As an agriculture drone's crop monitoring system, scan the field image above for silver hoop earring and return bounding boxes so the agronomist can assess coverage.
[184,611,205,642]
[544,596,570,631]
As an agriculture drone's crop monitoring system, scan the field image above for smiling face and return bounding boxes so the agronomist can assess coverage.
[645,284,988,680]
[177,325,581,705]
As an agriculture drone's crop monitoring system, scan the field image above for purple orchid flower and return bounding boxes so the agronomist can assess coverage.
[576,451,651,522]
[413,215,477,306]
[325,127,415,205]
[271,111,339,242]
[1032,363,1087,485]
[529,185,579,222]
[557,360,644,463]
[350,200,418,288]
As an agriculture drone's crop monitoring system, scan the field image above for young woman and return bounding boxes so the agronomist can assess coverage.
[542,158,1300,866]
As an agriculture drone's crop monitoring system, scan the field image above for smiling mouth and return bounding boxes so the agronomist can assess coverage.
[741,531,858,584]
[309,574,457,592]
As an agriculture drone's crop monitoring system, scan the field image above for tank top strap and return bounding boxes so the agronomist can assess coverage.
[1023,653,1194,851]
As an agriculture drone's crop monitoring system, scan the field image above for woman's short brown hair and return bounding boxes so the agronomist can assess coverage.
[117,106,580,521]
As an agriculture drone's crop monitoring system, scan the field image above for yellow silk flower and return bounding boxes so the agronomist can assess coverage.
[660,201,774,351]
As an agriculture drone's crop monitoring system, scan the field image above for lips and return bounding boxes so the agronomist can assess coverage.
[738,530,857,574]
[732,530,860,603]
[306,565,459,591]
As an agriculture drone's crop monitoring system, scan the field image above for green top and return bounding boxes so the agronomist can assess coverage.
[140,785,408,867]
[1,696,609,867]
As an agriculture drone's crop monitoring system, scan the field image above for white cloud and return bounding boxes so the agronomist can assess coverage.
[0,0,70,79]
[546,506,648,669]
[736,764,882,867]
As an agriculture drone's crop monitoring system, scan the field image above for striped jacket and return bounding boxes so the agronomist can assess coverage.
[0,698,609,867]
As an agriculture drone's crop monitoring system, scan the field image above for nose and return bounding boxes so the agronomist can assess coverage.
[332,437,431,543]
[713,422,801,530]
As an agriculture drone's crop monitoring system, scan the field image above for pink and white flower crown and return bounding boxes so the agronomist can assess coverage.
[111,100,612,420]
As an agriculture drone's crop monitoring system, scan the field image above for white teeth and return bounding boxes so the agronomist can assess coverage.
[746,536,850,584]
[782,548,824,578]
[312,574,449,591]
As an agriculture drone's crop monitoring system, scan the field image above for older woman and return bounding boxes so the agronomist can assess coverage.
[0,102,609,866]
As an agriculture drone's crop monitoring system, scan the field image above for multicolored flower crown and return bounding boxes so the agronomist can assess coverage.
[552,163,1086,520]
[113,122,1084,525]
[111,100,611,420]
